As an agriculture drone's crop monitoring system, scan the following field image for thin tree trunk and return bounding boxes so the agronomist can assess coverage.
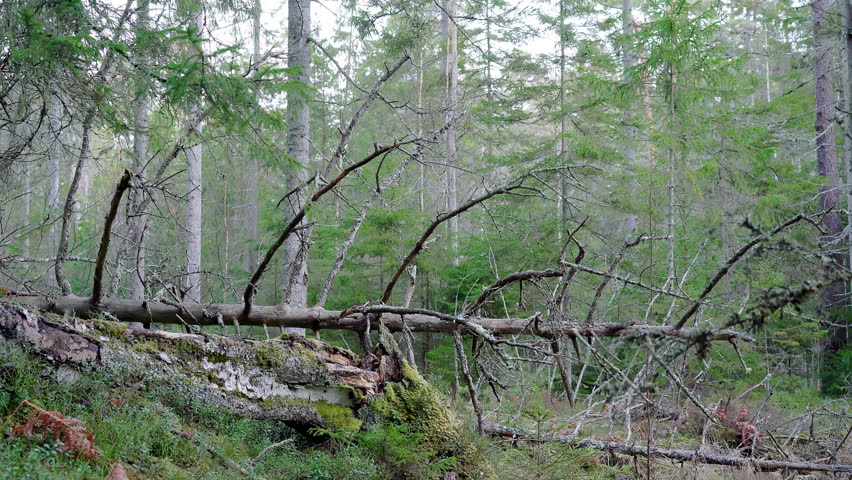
[129,0,150,301]
[47,92,62,259]
[558,0,569,236]
[442,0,459,265]
[55,113,95,295]
[846,0,852,298]
[244,0,261,274]
[282,0,311,335]
[621,0,636,164]
[417,44,425,214]
[22,163,30,257]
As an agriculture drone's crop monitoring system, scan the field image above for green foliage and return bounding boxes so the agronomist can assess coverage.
[356,424,456,480]
[490,443,629,480]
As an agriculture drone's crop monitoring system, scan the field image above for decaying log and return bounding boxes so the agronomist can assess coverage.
[484,423,852,474]
[0,301,394,429]
[9,295,753,344]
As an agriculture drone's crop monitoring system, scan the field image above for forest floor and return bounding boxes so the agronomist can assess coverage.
[0,323,848,480]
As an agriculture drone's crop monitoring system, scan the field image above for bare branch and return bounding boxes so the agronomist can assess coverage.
[91,170,132,306]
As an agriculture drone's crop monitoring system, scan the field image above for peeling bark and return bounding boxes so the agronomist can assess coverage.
[0,301,400,429]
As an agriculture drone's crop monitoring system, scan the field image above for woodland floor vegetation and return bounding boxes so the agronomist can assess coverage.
[2,0,852,478]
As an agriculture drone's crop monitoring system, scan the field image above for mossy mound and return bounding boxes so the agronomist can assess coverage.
[372,361,496,479]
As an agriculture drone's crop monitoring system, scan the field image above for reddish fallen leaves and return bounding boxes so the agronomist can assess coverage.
[10,400,100,461]
[105,463,131,480]
[714,405,765,448]
[8,400,134,480]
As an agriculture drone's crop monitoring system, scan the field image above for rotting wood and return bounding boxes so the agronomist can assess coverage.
[0,302,396,429]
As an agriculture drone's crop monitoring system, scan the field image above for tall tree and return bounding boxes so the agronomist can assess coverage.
[244,0,262,275]
[442,0,460,265]
[282,0,310,334]
[184,7,204,303]
[129,0,150,301]
[813,0,843,308]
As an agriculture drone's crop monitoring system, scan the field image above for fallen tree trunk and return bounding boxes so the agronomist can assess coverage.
[0,301,391,429]
[484,423,852,474]
[0,301,497,478]
[8,295,751,343]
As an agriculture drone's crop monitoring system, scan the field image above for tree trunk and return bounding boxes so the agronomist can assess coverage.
[282,0,310,335]
[184,9,204,304]
[47,92,62,261]
[621,0,636,164]
[129,0,150,302]
[244,0,261,274]
[559,0,569,235]
[9,295,751,344]
[814,0,844,308]
[55,113,95,295]
[442,0,459,265]
[0,302,391,427]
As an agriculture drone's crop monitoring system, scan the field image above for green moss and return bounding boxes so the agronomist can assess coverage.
[173,339,204,355]
[132,340,159,354]
[341,385,367,403]
[401,361,422,384]
[93,320,127,338]
[256,395,309,409]
[372,361,496,480]
[315,401,362,432]
[204,370,220,384]
[373,377,456,447]
[254,342,289,368]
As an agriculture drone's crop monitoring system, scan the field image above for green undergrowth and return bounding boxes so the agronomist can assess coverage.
[0,337,510,480]
[0,341,385,479]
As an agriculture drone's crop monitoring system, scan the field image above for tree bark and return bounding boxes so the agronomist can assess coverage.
[813,0,844,307]
[47,92,62,263]
[55,112,95,295]
[621,0,636,164]
[184,9,204,304]
[282,0,311,335]
[442,0,460,265]
[244,0,261,274]
[10,294,752,344]
[129,0,150,302]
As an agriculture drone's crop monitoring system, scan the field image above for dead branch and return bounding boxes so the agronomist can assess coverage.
[315,123,451,308]
[242,141,413,317]
[91,170,132,307]
[467,269,564,316]
[313,49,411,179]
[484,423,852,474]
[674,213,811,329]
[454,330,484,434]
[559,261,690,301]
[382,176,544,303]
